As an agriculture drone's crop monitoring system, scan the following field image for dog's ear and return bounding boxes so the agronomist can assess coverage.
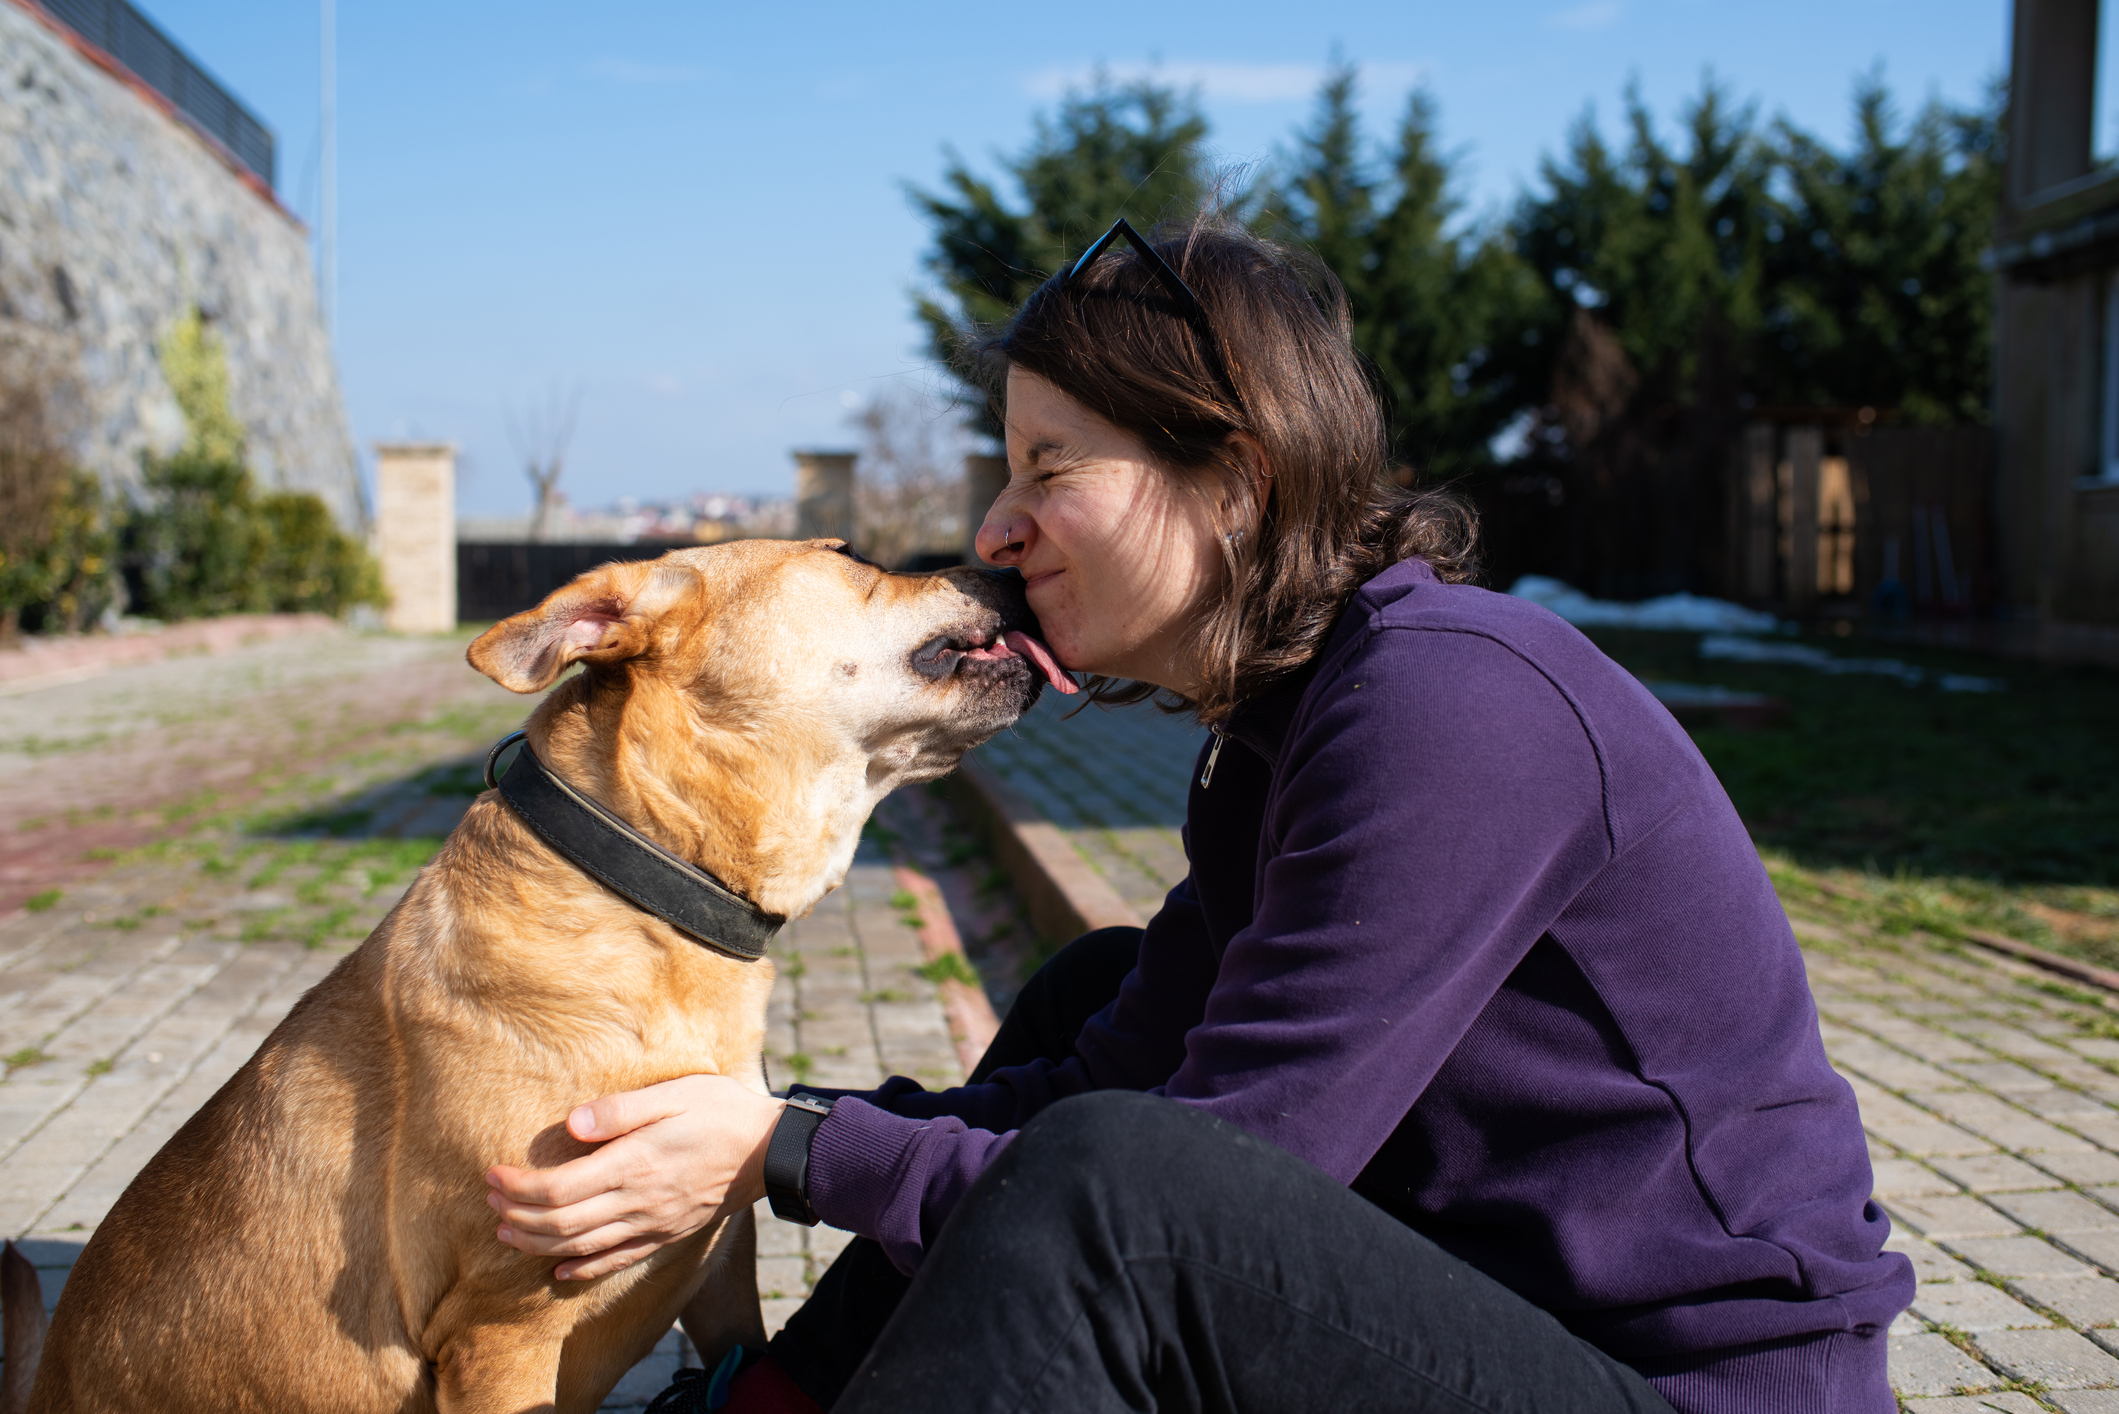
[467,559,695,693]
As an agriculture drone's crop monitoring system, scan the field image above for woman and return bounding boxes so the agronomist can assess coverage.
[486,217,1912,1412]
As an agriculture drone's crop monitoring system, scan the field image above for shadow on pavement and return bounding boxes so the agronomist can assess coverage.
[257,754,490,842]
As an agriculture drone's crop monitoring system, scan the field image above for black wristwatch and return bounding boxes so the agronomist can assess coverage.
[763,1092,835,1225]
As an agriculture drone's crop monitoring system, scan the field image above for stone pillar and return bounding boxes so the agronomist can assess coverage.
[792,450,856,542]
[963,454,1010,563]
[374,442,457,633]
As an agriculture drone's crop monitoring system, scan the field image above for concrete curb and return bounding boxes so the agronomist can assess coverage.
[941,759,1145,945]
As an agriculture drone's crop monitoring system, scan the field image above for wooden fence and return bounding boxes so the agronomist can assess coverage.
[455,542,700,624]
[1724,421,1995,615]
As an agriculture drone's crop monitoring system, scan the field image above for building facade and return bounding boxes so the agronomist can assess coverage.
[0,0,361,529]
[1994,0,2119,626]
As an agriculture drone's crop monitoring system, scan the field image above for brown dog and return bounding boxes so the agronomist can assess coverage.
[23,540,1063,1414]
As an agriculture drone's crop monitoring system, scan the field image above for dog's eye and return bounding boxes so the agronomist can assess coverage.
[829,543,876,567]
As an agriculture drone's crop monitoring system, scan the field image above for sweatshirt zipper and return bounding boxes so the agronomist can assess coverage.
[1199,730,1225,789]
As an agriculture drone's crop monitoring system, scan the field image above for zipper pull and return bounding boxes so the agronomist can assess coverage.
[1199,730,1225,789]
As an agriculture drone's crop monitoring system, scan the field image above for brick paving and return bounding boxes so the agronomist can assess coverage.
[973,694,1196,919]
[0,630,970,1408]
[970,698,2119,1406]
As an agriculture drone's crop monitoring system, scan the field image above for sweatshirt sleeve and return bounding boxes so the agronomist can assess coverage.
[799,868,1221,1271]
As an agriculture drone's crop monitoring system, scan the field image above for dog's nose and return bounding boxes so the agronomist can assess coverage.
[951,564,1036,633]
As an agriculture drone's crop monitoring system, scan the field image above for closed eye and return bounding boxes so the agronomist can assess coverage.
[829,543,876,567]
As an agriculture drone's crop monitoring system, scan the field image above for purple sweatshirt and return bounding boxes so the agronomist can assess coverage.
[806,559,1912,1412]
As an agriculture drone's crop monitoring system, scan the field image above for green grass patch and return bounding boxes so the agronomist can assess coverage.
[84,1058,113,1078]
[240,912,289,942]
[4,1047,53,1075]
[301,904,362,948]
[913,953,981,987]
[23,889,61,913]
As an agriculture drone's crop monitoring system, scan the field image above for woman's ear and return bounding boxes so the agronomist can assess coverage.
[466,559,695,693]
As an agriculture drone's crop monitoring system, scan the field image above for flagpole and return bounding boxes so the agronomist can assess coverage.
[320,0,337,337]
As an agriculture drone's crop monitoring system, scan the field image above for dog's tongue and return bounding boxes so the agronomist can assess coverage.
[1003,631,1078,695]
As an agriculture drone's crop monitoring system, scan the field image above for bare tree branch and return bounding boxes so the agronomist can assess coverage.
[505,385,581,542]
[850,385,969,568]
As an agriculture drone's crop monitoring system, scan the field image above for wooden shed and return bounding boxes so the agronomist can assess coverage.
[1994,0,2119,628]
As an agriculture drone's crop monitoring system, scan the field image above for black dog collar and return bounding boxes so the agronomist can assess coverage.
[484,731,783,963]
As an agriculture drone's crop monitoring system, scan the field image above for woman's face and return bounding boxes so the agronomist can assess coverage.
[976,369,1224,697]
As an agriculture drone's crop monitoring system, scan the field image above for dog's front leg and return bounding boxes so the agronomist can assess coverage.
[434,1322,567,1414]
[680,1204,767,1370]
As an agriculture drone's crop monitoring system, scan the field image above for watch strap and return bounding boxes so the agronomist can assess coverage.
[763,1093,834,1225]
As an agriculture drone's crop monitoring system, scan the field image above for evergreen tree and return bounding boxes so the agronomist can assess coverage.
[909,77,1213,362]
[1510,79,1771,432]
[1503,79,1774,596]
[1762,75,2000,423]
[1266,67,1544,481]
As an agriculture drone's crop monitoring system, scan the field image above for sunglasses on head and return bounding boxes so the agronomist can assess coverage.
[1060,218,1244,411]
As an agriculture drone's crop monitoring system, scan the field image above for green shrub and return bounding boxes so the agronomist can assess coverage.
[0,342,77,640]
[129,445,269,618]
[127,446,386,621]
[125,308,384,622]
[254,490,386,613]
[19,470,123,634]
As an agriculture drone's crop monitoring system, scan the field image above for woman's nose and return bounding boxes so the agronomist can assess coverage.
[975,502,1033,567]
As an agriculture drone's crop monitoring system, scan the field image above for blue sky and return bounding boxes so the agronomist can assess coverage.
[140,0,2009,517]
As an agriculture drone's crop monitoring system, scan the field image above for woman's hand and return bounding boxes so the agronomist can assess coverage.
[486,1074,784,1281]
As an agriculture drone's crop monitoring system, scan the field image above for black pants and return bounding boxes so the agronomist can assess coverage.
[769,929,1676,1414]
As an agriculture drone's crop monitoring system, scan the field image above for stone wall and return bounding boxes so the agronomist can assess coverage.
[0,0,362,529]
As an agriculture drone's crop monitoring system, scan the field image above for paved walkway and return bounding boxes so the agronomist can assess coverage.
[970,697,2119,1409]
[0,631,969,1408]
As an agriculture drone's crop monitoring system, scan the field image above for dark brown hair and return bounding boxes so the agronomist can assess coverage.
[971,215,1479,724]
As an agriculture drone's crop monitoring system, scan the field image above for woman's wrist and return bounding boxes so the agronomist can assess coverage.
[727,1090,784,1214]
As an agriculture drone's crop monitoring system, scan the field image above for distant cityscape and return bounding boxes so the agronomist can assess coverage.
[456,491,796,545]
